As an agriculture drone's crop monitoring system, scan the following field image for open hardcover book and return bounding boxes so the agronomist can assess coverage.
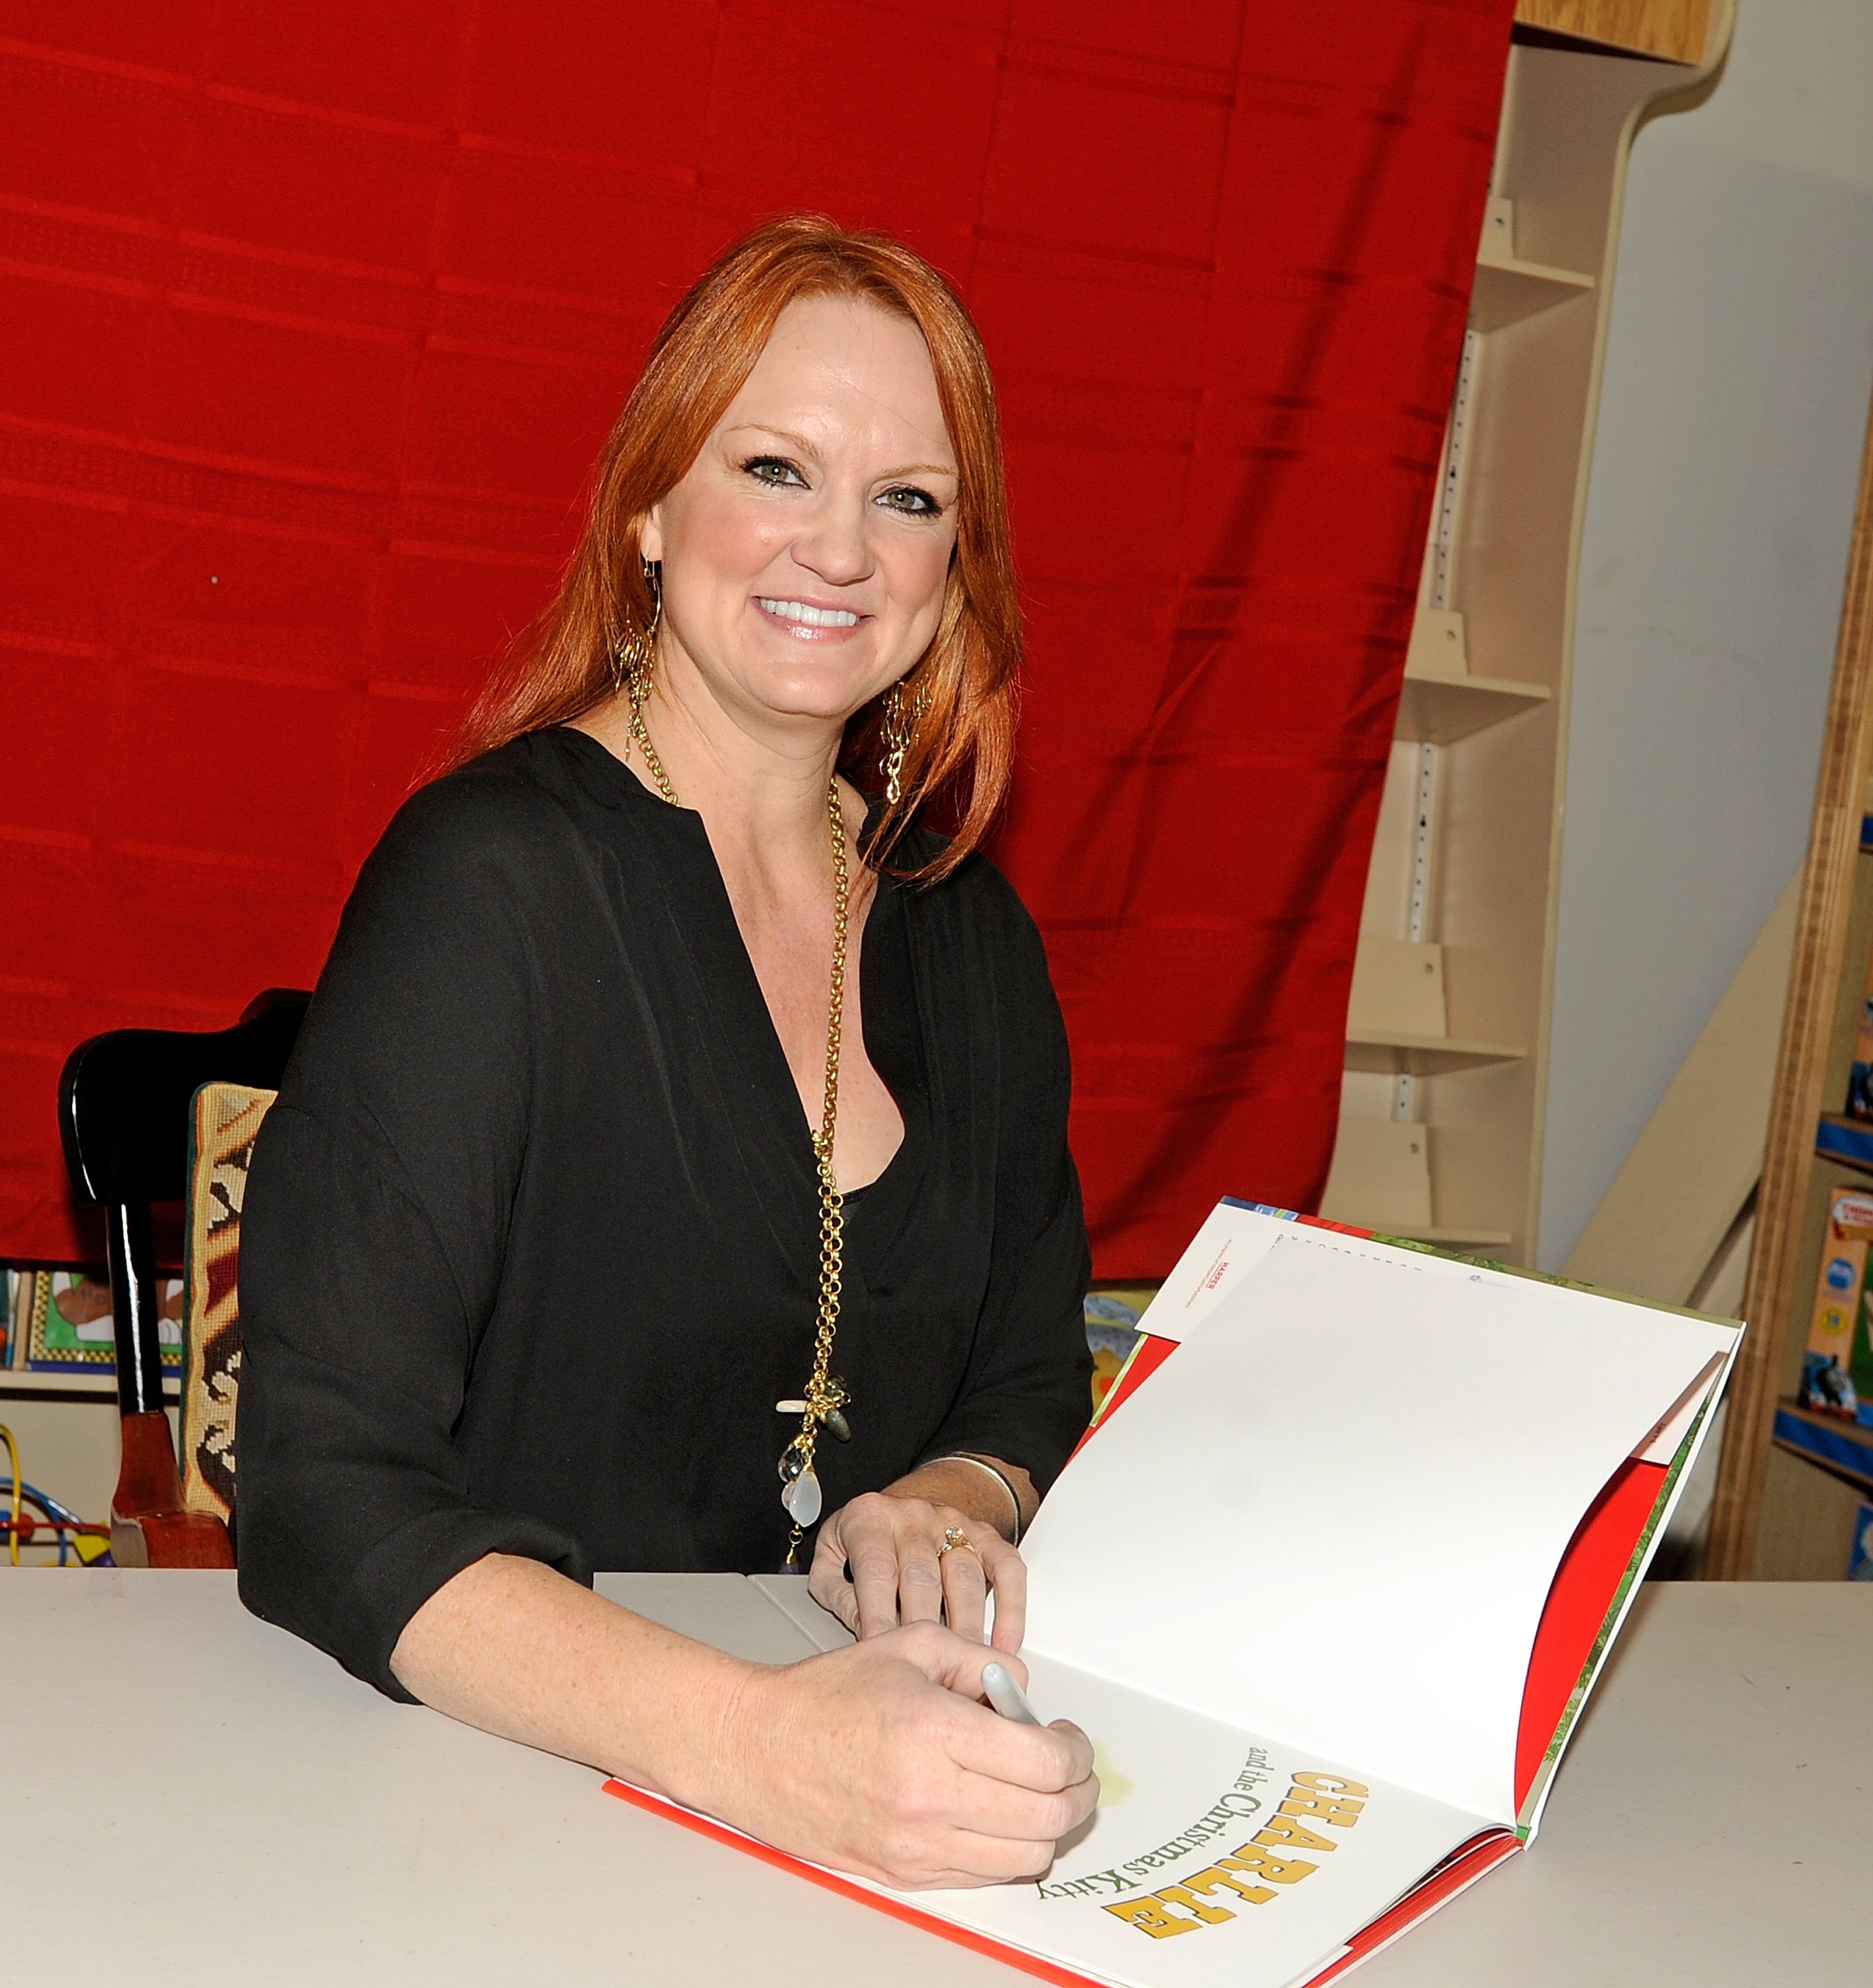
[604,1200,1742,1988]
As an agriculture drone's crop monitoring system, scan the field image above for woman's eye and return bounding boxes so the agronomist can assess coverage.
[879,485,941,516]
[742,456,806,488]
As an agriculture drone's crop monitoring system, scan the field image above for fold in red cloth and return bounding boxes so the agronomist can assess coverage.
[0,3,1511,1274]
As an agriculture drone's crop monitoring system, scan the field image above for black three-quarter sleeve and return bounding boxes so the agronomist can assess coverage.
[238,771,589,1701]
[237,728,1095,1696]
[914,869,1093,1492]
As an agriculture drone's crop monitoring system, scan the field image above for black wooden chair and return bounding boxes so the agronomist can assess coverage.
[58,989,309,1565]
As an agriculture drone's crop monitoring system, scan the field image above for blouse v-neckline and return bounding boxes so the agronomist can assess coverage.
[549,726,931,1237]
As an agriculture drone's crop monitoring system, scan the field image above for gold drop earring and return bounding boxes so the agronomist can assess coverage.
[610,557,661,694]
[879,679,926,807]
[615,560,670,793]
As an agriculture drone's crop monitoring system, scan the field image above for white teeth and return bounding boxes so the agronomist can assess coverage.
[757,596,860,628]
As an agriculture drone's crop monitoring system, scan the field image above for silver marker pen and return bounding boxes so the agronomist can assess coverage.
[981,1661,1044,1726]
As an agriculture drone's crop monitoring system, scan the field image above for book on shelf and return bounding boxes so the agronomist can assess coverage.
[604,1199,1740,1988]
[1795,1186,1873,1425]
[12,1269,184,1374]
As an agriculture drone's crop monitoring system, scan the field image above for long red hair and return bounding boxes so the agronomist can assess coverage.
[447,215,1021,879]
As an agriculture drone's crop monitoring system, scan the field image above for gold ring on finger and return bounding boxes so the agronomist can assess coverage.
[937,1526,975,1558]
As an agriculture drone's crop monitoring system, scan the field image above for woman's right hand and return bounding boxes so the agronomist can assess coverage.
[702,1622,1098,1890]
[392,1555,1093,1893]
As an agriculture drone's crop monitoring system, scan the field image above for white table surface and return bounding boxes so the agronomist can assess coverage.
[3,1571,1866,1987]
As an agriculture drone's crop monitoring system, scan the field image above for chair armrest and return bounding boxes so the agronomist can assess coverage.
[110,1409,235,1569]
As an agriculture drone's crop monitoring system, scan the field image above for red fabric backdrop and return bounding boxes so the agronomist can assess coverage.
[0,3,1511,1276]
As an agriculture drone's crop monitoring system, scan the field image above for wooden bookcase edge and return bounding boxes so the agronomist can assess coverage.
[1513,0,1716,69]
[1706,385,1873,1581]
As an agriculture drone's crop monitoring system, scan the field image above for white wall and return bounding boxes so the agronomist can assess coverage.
[1538,0,1873,1270]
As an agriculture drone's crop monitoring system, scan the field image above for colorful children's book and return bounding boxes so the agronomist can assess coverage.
[605,1199,1741,1988]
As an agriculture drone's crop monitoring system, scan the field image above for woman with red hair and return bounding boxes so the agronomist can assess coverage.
[238,217,1097,1886]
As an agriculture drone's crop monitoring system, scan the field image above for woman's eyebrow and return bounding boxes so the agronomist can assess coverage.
[724,421,822,456]
[723,422,956,481]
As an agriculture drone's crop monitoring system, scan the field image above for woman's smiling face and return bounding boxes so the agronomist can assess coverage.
[641,292,960,736]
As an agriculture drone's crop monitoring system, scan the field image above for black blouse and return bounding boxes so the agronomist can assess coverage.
[236,727,1093,1698]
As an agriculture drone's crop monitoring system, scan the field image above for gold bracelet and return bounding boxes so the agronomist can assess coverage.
[930,1453,1023,1546]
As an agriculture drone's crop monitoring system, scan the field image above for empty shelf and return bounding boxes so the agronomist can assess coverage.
[0,1369,179,1399]
[1470,252,1595,331]
[1344,1030,1528,1076]
[1395,668,1551,745]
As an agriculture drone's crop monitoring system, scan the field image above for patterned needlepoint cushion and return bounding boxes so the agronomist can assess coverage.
[181,1081,276,1527]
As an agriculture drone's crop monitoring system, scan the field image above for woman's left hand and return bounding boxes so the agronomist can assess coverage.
[810,1492,1026,1653]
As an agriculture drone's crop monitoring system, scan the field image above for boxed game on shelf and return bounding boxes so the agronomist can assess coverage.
[1797,1188,1873,1424]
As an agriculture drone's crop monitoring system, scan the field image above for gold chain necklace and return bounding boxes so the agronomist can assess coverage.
[625,663,851,1570]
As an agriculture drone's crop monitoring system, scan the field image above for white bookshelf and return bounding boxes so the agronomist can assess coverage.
[1320,3,1735,1263]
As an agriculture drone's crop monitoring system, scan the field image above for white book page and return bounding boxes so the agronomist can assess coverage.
[1141,1201,1643,1345]
[1026,1234,1735,1822]
[1142,1202,1293,1340]
[839,1655,1491,1988]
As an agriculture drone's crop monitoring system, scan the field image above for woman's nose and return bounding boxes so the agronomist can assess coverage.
[792,488,875,586]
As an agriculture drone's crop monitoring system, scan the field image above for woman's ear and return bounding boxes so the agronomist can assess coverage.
[639,505,665,565]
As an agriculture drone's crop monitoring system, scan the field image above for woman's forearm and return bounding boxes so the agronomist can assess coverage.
[389,1552,752,1806]
[388,1549,1099,1890]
